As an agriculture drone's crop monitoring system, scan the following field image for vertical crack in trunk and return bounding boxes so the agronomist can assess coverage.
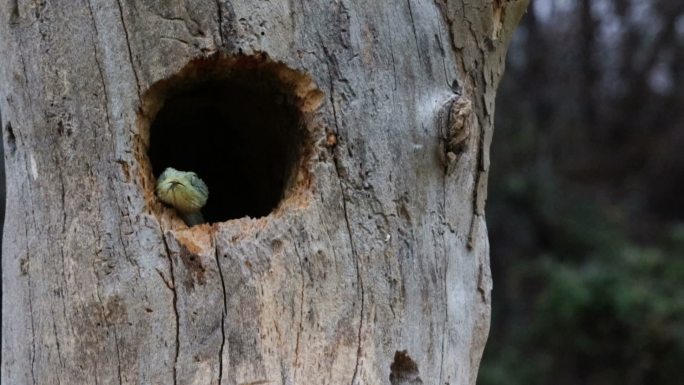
[213,233,227,385]
[92,263,114,385]
[213,238,227,385]
[85,0,116,141]
[158,227,179,385]
[334,144,365,385]
[215,0,224,47]
[467,176,485,250]
[28,269,37,385]
[49,299,64,372]
[52,154,70,375]
[351,279,365,385]
[113,328,124,385]
[438,215,450,385]
[344,201,364,385]
[23,211,38,385]
[324,57,365,385]
[290,231,306,377]
[438,122,452,385]
[406,0,423,62]
[114,0,142,100]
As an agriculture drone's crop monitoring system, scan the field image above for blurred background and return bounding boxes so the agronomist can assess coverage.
[479,0,684,384]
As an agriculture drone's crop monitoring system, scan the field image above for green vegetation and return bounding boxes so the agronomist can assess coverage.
[481,218,684,385]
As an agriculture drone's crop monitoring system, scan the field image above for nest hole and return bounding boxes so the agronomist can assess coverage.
[144,55,323,223]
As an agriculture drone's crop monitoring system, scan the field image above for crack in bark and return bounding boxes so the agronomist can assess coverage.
[85,2,115,142]
[435,29,452,88]
[113,328,124,385]
[114,0,142,100]
[349,263,364,385]
[28,265,37,385]
[58,251,71,336]
[215,0,224,48]
[218,314,226,384]
[323,52,365,385]
[314,196,343,275]
[320,43,366,382]
[49,302,64,372]
[92,262,112,384]
[160,35,191,46]
[213,233,227,385]
[29,151,66,384]
[182,4,204,38]
[388,30,398,91]
[438,223,450,385]
[21,185,38,385]
[346,206,364,385]
[116,214,136,267]
[94,276,113,384]
[290,232,306,376]
[406,0,423,62]
[438,113,452,385]
[56,154,67,231]
[17,37,38,145]
[155,269,173,290]
[158,227,179,385]
[96,85,113,134]
[151,13,202,38]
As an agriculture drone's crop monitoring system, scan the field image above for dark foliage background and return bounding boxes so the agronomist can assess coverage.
[480,0,684,384]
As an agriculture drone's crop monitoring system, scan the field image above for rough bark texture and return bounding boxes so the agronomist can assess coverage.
[1,1,527,384]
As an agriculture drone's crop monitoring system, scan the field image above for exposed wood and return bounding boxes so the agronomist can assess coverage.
[0,1,527,384]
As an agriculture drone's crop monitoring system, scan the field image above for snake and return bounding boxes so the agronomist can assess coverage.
[155,167,209,226]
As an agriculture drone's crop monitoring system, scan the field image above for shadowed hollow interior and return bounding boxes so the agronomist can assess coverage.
[148,58,306,222]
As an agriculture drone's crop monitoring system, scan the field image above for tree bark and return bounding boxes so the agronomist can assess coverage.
[0,1,527,384]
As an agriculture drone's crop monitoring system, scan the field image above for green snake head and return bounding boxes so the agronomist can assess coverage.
[155,167,209,225]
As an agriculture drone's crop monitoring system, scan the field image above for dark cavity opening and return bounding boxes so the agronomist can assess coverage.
[145,55,323,223]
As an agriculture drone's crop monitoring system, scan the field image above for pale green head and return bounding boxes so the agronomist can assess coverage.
[155,167,209,214]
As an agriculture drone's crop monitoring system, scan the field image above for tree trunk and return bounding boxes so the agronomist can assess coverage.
[1,1,527,384]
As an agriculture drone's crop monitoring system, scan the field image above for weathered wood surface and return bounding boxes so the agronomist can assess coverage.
[0,1,526,384]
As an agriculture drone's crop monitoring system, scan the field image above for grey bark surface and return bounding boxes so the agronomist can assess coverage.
[0,1,527,384]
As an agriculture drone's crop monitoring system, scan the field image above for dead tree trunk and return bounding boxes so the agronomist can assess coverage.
[0,1,527,384]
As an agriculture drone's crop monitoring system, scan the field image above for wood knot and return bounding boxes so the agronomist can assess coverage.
[439,95,475,174]
[446,96,472,154]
